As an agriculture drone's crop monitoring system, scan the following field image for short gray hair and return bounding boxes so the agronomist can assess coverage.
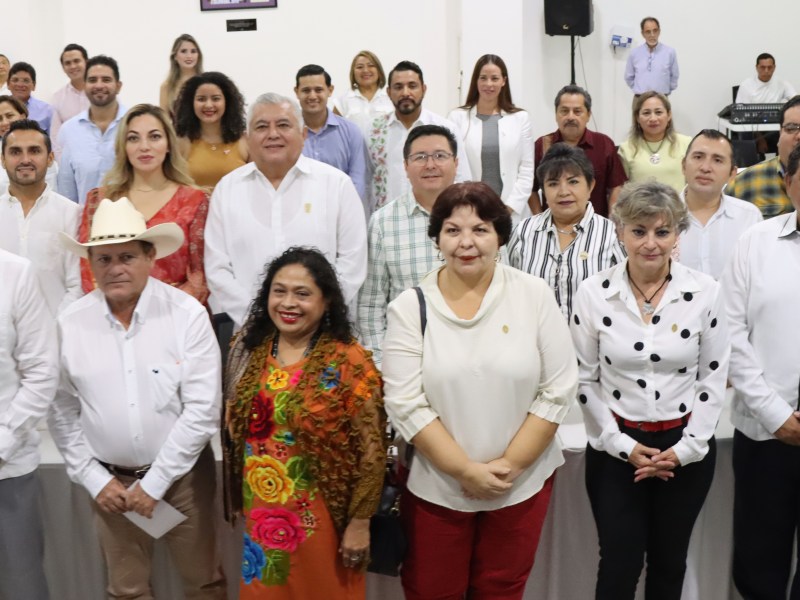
[247,92,304,130]
[611,181,689,234]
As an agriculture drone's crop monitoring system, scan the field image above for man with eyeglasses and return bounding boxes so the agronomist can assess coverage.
[624,17,679,96]
[7,62,53,135]
[728,96,800,218]
[358,124,457,366]
[367,61,470,212]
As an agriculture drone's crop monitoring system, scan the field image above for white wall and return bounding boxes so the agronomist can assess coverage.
[2,0,798,145]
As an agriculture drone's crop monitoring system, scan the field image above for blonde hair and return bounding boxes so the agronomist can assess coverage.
[103,104,196,199]
[162,34,204,111]
[348,50,386,90]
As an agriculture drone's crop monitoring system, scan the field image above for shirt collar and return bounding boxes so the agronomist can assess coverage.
[680,188,734,221]
[247,155,311,182]
[535,202,596,233]
[387,108,428,129]
[550,128,595,149]
[4,184,51,208]
[102,277,154,328]
[605,259,702,305]
[777,211,800,238]
[404,190,431,217]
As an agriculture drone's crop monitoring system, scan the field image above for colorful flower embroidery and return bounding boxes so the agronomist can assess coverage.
[251,507,307,552]
[241,533,266,584]
[320,365,340,390]
[266,367,289,390]
[288,369,304,386]
[273,443,288,459]
[248,390,275,440]
[245,455,294,504]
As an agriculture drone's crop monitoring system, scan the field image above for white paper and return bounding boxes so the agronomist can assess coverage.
[123,481,188,539]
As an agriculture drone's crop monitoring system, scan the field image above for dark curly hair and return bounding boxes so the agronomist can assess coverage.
[428,182,513,246]
[173,71,246,143]
[242,247,352,350]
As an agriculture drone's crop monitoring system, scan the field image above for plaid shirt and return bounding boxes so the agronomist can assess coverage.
[507,204,625,321]
[357,191,440,365]
[727,156,792,219]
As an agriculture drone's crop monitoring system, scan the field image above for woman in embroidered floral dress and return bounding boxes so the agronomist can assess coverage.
[223,247,386,600]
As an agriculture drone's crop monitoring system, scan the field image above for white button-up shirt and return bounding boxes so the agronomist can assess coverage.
[570,260,730,466]
[0,250,58,479]
[204,156,367,328]
[50,278,221,501]
[721,212,800,441]
[678,191,762,279]
[0,186,81,314]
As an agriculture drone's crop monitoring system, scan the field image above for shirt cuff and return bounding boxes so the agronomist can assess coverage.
[84,463,115,500]
[529,396,571,424]
[759,398,795,436]
[139,468,172,502]
[0,427,22,463]
[672,438,705,467]
[610,432,638,462]
[391,405,439,444]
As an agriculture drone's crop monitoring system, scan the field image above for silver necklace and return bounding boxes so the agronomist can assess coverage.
[644,137,666,165]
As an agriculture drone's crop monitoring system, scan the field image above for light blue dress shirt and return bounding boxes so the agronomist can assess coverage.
[301,109,369,205]
[624,43,679,95]
[56,104,127,204]
[25,96,54,134]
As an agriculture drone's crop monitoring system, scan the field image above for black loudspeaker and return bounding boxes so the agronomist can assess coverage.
[544,0,594,37]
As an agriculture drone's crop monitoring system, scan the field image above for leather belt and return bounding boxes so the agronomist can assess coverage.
[98,460,151,479]
[613,411,691,432]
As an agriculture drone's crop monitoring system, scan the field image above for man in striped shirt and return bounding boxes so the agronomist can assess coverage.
[357,124,457,365]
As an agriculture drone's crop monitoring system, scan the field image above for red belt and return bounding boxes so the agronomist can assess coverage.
[613,411,691,432]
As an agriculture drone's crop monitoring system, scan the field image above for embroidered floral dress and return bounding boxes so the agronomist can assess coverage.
[236,341,385,600]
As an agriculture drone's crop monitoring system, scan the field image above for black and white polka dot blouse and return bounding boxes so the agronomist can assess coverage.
[569,259,730,465]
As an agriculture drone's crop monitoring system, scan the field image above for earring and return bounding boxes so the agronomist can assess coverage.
[323,311,331,329]
[495,251,501,263]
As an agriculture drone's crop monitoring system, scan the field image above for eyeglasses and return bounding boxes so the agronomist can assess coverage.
[781,123,800,134]
[407,151,454,165]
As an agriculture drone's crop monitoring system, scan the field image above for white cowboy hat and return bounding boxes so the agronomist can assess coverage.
[60,197,184,259]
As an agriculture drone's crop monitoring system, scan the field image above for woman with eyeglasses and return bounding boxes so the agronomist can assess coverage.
[618,92,690,193]
[508,143,624,322]
[447,54,533,226]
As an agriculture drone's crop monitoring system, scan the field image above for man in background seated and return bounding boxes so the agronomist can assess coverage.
[530,85,626,217]
[0,249,57,600]
[624,17,679,96]
[735,53,796,155]
[7,62,53,134]
[728,96,800,218]
[735,53,796,104]
[358,124,457,366]
[205,92,366,329]
[367,60,470,212]
[0,120,81,314]
[51,198,226,599]
[294,64,369,214]
[57,55,126,205]
[678,129,761,279]
[50,43,90,159]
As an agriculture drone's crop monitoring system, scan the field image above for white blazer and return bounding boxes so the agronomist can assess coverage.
[447,107,533,219]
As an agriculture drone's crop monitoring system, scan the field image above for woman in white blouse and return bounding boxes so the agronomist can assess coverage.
[382,182,578,600]
[334,50,393,133]
[447,55,533,225]
[508,143,624,321]
[569,181,730,600]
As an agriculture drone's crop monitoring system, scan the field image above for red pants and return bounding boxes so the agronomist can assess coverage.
[400,475,554,600]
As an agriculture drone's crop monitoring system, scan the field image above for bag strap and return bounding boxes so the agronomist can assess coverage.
[413,286,427,337]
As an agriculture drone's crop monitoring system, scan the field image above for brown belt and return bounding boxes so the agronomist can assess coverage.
[613,411,691,432]
[98,460,151,479]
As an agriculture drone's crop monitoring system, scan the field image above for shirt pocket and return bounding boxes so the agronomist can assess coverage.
[147,362,182,413]
[28,231,60,272]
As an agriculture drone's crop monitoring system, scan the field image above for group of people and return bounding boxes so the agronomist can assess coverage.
[2,20,800,600]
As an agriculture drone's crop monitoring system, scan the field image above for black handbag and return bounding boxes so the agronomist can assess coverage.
[367,286,426,576]
[367,435,407,576]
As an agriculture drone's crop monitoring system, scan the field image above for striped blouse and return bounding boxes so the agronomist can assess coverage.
[507,204,625,320]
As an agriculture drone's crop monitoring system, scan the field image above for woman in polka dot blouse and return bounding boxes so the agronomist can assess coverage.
[569,181,730,600]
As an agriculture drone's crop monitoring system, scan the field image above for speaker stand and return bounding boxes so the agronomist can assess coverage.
[570,35,576,85]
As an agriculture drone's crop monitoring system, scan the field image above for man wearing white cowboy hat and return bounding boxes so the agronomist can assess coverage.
[49,197,226,599]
